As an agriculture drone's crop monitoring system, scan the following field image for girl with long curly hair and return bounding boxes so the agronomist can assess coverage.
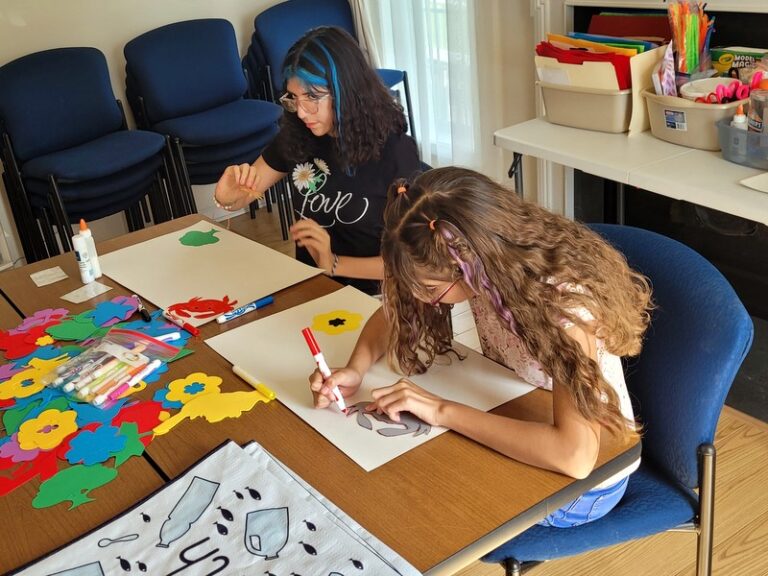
[310,166,652,528]
[214,26,420,295]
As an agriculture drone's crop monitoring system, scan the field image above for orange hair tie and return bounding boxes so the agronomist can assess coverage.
[397,184,408,194]
[428,219,437,231]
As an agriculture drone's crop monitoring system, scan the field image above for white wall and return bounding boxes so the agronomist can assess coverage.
[0,0,538,265]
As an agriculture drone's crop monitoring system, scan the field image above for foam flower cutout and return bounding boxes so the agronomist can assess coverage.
[0,433,40,462]
[17,408,78,451]
[153,387,183,410]
[0,355,69,400]
[35,335,55,346]
[312,310,364,335]
[65,424,127,465]
[166,372,222,404]
[8,308,69,335]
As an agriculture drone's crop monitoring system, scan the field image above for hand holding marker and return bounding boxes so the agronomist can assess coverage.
[301,327,347,413]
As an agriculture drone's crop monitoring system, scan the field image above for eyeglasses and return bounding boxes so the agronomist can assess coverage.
[279,92,331,114]
[429,277,462,307]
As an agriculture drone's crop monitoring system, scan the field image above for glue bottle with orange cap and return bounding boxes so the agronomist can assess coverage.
[78,219,102,278]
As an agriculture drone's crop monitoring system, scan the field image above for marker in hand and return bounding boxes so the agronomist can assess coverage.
[301,327,347,413]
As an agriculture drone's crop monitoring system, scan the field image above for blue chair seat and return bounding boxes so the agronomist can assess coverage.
[26,155,161,205]
[22,130,164,182]
[181,125,278,164]
[153,99,282,147]
[482,463,698,564]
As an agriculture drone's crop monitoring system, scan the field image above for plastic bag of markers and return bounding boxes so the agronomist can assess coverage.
[41,328,180,408]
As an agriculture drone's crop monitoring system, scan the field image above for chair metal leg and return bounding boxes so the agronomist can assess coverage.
[47,175,73,252]
[38,208,59,258]
[697,444,716,576]
[163,136,185,218]
[172,139,196,215]
[402,70,416,143]
[275,180,288,241]
[503,559,522,576]
[508,153,524,198]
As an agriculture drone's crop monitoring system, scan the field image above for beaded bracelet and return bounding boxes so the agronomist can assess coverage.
[213,193,234,211]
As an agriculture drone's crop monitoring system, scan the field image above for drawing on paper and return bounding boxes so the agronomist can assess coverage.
[311,310,364,335]
[179,229,220,247]
[166,296,237,320]
[346,402,431,437]
[244,507,290,560]
[157,476,219,548]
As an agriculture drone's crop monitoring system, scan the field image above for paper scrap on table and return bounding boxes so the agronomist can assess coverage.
[740,172,768,194]
[60,282,112,304]
[30,266,68,287]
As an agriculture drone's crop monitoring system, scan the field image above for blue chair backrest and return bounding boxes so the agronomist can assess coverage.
[0,47,122,163]
[124,19,247,125]
[590,224,753,489]
[253,0,356,92]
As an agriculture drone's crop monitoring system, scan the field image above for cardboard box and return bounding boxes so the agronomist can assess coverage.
[710,46,768,76]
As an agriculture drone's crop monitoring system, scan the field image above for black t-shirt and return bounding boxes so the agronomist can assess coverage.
[262,130,421,294]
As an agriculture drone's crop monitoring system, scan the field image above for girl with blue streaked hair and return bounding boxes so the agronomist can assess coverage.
[215,26,420,295]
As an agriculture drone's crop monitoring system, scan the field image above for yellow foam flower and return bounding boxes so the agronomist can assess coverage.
[35,335,55,346]
[312,310,364,335]
[166,372,222,404]
[18,408,78,451]
[0,355,69,400]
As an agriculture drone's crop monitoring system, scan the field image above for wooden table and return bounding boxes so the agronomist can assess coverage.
[0,215,640,575]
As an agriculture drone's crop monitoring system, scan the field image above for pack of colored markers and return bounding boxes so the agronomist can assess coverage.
[41,329,180,408]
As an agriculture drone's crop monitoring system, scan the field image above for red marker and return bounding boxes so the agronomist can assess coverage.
[162,310,201,337]
[301,327,347,413]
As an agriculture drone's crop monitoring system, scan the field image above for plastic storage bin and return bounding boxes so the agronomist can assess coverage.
[539,81,632,133]
[716,118,768,169]
[643,89,747,150]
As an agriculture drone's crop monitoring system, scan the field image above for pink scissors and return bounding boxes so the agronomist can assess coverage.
[696,80,750,104]
[750,70,764,90]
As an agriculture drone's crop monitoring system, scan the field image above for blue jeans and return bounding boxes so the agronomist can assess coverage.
[537,475,629,528]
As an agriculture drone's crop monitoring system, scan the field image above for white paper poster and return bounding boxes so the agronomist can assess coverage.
[12,441,420,576]
[99,222,322,326]
[206,286,534,471]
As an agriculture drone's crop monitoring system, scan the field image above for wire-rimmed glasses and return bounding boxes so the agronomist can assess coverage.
[279,92,331,114]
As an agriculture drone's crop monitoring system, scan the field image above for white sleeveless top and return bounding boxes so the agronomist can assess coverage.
[468,294,640,488]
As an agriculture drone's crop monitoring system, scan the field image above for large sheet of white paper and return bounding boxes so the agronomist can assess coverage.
[12,441,420,576]
[99,222,322,326]
[206,286,535,471]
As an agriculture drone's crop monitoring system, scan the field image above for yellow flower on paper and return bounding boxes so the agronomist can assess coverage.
[18,408,78,451]
[312,310,364,335]
[166,372,222,404]
[0,355,69,400]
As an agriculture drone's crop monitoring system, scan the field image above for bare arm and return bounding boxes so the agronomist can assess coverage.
[370,324,602,478]
[214,157,286,211]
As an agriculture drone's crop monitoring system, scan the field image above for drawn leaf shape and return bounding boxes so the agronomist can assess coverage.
[136,561,148,572]
[246,486,262,500]
[118,556,131,571]
[214,521,229,535]
[303,519,317,531]
[351,558,364,569]
[217,505,234,521]
[233,489,244,500]
[300,541,318,555]
[140,512,151,523]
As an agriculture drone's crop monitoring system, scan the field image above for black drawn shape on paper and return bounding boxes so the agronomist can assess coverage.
[299,541,318,556]
[245,486,262,500]
[351,558,365,569]
[328,317,346,327]
[302,519,317,531]
[265,572,278,576]
[165,536,230,576]
[233,489,244,500]
[214,521,229,535]
[136,561,148,573]
[346,402,431,437]
[140,512,151,523]
[157,476,220,548]
[329,573,345,576]
[217,506,234,522]
[97,533,140,547]
[244,507,289,560]
[46,561,105,576]
[117,556,131,571]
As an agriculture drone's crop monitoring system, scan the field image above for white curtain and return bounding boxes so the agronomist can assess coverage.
[362,0,483,170]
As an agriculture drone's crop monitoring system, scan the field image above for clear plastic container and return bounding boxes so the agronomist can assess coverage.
[643,89,748,150]
[538,81,632,133]
[716,118,768,169]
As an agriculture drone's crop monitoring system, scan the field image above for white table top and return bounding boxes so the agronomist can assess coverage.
[494,118,768,226]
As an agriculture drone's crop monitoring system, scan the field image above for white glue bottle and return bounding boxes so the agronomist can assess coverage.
[78,219,102,278]
[72,232,95,284]
[729,103,749,161]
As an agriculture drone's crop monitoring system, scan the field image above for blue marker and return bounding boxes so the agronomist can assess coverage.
[216,296,274,324]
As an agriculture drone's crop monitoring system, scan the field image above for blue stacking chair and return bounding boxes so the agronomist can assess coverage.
[483,224,754,576]
[124,19,283,219]
[244,0,416,141]
[0,47,172,261]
